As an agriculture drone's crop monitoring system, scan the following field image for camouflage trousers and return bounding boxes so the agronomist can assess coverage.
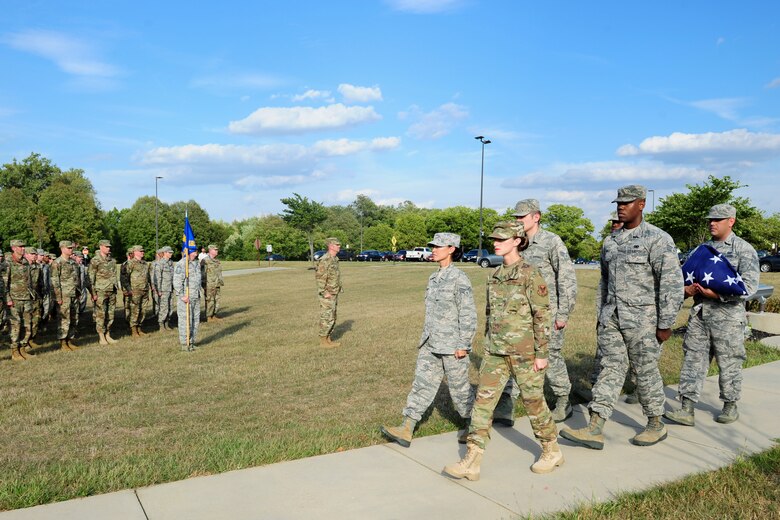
[177,296,200,347]
[29,299,42,339]
[157,291,173,324]
[56,296,79,340]
[42,293,52,322]
[204,287,221,319]
[679,308,745,404]
[468,353,557,450]
[590,311,665,420]
[151,289,159,317]
[128,292,147,328]
[8,300,34,347]
[402,344,474,422]
[318,294,338,337]
[93,291,116,334]
[588,342,638,388]
[78,290,88,314]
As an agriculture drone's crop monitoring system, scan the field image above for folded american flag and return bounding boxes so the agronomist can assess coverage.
[681,244,747,296]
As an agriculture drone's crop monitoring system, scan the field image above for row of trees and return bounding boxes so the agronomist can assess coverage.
[2,155,778,262]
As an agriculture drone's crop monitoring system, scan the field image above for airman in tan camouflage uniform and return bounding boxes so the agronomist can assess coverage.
[24,247,43,351]
[561,185,684,450]
[5,240,35,360]
[89,240,119,345]
[122,245,150,337]
[201,244,224,321]
[50,240,81,351]
[315,238,343,348]
[444,221,562,480]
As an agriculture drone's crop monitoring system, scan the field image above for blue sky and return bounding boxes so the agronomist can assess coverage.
[1,0,779,229]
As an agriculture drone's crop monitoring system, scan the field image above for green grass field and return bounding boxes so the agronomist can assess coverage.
[1,263,779,512]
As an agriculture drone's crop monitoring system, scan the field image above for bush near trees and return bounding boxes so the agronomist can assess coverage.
[3,155,779,262]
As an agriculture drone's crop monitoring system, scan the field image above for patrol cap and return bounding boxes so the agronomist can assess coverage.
[126,248,133,255]
[162,246,173,253]
[612,184,647,203]
[207,244,219,251]
[59,240,74,249]
[325,237,341,246]
[98,239,111,247]
[24,247,38,255]
[610,211,619,222]
[705,203,736,220]
[10,239,25,248]
[37,248,45,255]
[428,232,461,248]
[131,245,144,253]
[73,250,84,258]
[488,221,526,240]
[511,199,540,217]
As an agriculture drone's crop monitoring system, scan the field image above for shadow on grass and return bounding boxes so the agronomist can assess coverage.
[198,320,252,346]
[331,320,354,341]
[215,306,252,319]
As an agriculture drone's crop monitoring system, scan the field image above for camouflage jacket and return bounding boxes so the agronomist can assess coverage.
[89,253,118,294]
[173,258,202,297]
[597,219,684,330]
[419,264,477,354]
[200,256,224,289]
[484,257,551,360]
[4,254,33,304]
[51,255,80,300]
[123,258,150,293]
[691,232,759,323]
[40,263,51,296]
[153,258,174,293]
[29,263,43,299]
[523,229,577,322]
[315,254,341,295]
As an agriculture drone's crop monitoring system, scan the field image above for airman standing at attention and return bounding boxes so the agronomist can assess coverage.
[5,240,35,361]
[174,248,202,352]
[561,185,683,450]
[124,245,150,337]
[315,238,343,348]
[153,246,175,330]
[24,247,44,351]
[120,248,133,326]
[89,240,119,345]
[201,244,224,322]
[151,248,162,318]
[50,240,81,351]
[494,199,578,424]
[0,250,8,334]
[73,250,90,317]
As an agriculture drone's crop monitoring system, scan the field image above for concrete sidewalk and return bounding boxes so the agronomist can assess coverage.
[4,361,779,520]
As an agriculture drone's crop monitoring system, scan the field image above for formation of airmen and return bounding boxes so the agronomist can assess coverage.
[1,239,224,360]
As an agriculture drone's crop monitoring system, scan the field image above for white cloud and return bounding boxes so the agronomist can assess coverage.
[616,129,780,160]
[766,78,780,89]
[502,160,707,189]
[190,73,284,90]
[338,84,383,103]
[386,0,464,14]
[313,137,400,156]
[292,89,333,102]
[142,143,309,166]
[333,188,381,202]
[404,102,468,140]
[3,29,120,78]
[228,103,381,135]
[689,98,745,121]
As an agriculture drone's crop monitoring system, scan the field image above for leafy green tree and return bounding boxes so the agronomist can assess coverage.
[0,188,36,247]
[542,204,595,259]
[394,212,428,250]
[253,215,308,260]
[363,223,395,250]
[280,193,327,264]
[320,205,361,250]
[37,170,105,249]
[0,153,60,203]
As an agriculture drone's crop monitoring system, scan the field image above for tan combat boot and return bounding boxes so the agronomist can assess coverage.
[320,336,337,349]
[98,332,108,345]
[379,417,416,448]
[28,338,41,349]
[560,412,606,450]
[131,327,140,338]
[66,339,80,350]
[443,444,484,481]
[631,416,667,446]
[11,347,27,361]
[136,327,146,336]
[531,440,565,474]
[326,336,341,348]
[59,339,70,351]
[105,332,118,344]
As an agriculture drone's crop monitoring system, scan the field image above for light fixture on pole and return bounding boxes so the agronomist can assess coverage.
[475,136,491,262]
[155,176,163,252]
[648,189,655,212]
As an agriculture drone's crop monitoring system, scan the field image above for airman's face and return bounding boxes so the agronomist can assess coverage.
[493,236,520,256]
[709,217,735,241]
[431,244,454,262]
[133,250,144,260]
[617,198,645,223]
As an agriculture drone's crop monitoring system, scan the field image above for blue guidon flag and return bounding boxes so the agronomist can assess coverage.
[182,212,197,254]
[681,244,747,296]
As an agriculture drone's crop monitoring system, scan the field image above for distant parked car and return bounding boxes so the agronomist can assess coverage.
[405,247,433,261]
[380,251,395,261]
[574,257,588,265]
[265,254,285,261]
[476,253,503,268]
[313,249,353,261]
[313,250,326,261]
[757,250,769,259]
[759,255,780,273]
[356,250,383,262]
[463,249,490,262]
[393,250,407,261]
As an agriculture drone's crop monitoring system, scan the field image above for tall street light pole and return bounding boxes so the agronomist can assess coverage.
[475,136,491,261]
[155,176,163,252]
[648,189,655,212]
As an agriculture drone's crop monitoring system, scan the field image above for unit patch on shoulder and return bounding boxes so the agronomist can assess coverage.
[537,284,548,297]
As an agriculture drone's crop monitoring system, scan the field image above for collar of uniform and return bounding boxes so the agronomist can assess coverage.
[492,257,522,280]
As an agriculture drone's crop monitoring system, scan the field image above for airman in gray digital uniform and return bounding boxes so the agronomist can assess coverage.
[381,233,477,447]
[153,246,175,330]
[561,185,684,449]
[174,249,202,352]
[494,199,578,424]
[665,204,759,426]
